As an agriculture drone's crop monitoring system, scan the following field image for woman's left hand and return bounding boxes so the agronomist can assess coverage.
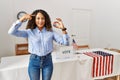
[53,18,65,29]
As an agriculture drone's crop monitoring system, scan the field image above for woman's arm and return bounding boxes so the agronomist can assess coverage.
[53,18,69,46]
[8,14,32,38]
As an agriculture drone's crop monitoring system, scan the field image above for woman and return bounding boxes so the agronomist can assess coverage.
[8,9,69,80]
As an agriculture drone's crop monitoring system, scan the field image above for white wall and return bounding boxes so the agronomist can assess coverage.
[0,0,120,58]
[91,0,120,48]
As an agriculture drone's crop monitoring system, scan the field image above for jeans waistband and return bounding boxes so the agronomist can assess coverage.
[30,53,51,59]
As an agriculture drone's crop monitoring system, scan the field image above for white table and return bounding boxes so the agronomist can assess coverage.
[0,48,120,80]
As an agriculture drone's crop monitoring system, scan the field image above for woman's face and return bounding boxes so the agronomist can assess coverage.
[35,12,45,30]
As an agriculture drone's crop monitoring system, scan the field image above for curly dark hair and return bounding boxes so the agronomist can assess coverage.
[26,9,52,31]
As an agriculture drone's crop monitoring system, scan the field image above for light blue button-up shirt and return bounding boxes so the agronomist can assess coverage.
[8,20,69,56]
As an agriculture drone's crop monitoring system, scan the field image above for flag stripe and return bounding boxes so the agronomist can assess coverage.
[84,51,114,77]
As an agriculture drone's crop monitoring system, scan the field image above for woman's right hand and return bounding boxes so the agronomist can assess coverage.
[19,14,32,22]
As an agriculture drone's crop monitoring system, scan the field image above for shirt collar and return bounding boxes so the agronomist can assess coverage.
[35,27,46,33]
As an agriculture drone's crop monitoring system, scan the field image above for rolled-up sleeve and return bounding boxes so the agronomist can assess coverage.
[53,31,69,46]
[62,34,69,46]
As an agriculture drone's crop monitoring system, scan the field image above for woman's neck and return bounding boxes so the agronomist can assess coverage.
[38,27,44,31]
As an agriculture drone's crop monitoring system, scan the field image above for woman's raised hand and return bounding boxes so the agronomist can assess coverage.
[53,18,65,29]
[19,14,33,22]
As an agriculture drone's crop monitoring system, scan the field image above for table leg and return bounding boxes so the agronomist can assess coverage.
[116,75,120,80]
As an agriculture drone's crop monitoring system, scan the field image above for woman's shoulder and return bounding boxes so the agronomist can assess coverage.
[25,29,34,33]
[26,29,32,31]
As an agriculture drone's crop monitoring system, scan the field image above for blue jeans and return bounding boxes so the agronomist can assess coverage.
[28,53,53,80]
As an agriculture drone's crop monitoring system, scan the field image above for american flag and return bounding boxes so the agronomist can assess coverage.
[72,39,79,50]
[84,51,114,77]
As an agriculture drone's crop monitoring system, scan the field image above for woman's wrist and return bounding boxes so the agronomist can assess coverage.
[61,28,67,34]
[19,18,24,22]
[61,28,67,31]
